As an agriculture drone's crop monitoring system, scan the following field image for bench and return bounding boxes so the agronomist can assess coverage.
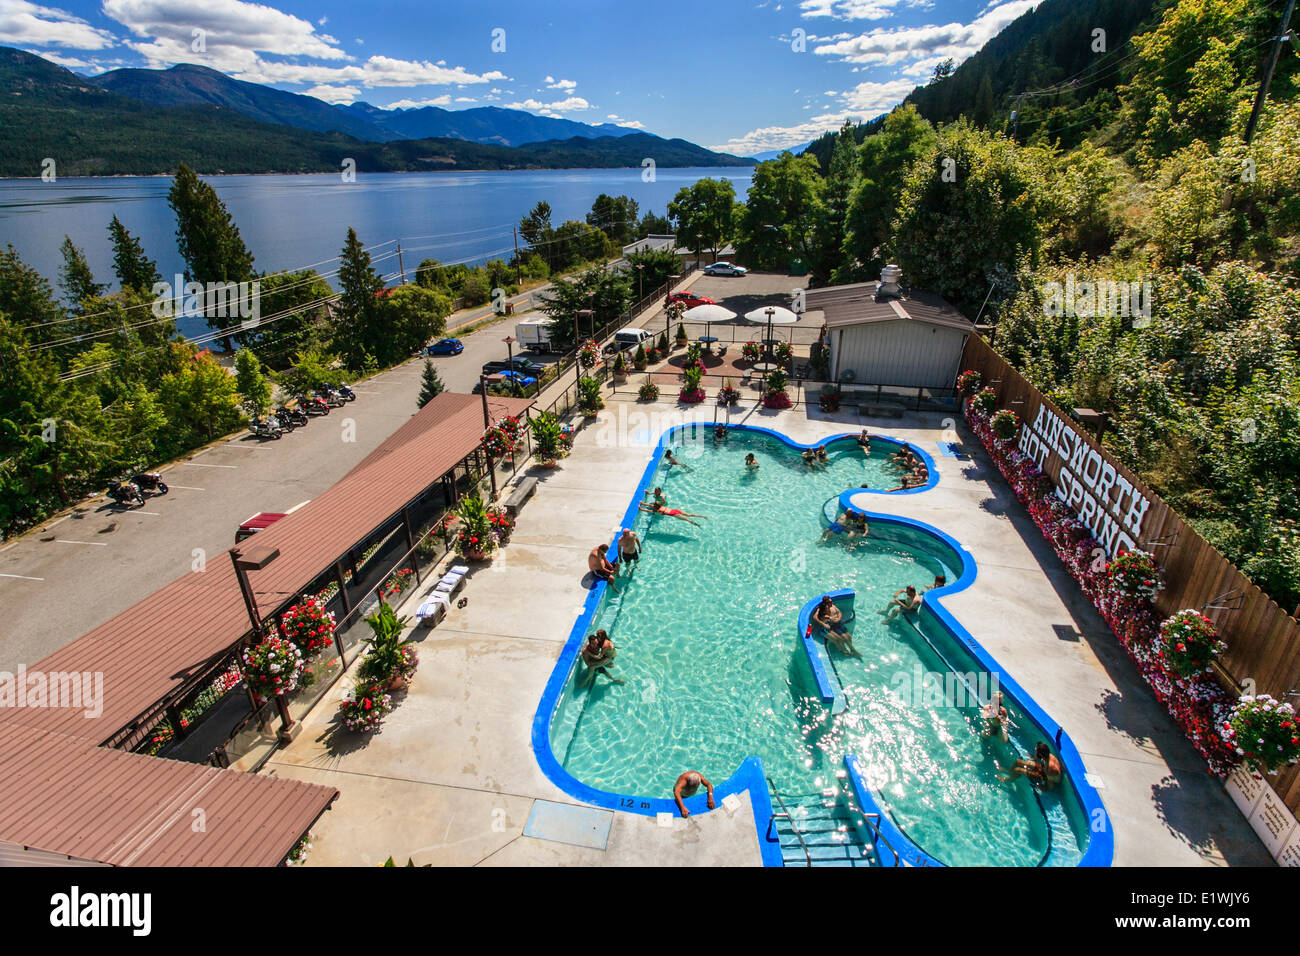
[504,476,538,516]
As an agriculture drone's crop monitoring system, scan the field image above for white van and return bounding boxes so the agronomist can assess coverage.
[610,327,655,353]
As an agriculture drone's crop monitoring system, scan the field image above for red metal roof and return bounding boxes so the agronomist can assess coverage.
[0,391,531,865]
[0,724,335,866]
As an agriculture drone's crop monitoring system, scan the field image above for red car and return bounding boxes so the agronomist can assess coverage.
[665,291,717,309]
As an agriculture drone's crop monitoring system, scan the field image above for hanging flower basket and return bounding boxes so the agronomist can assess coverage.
[577,339,600,369]
[741,341,762,363]
[990,408,1021,443]
[1157,610,1226,676]
[243,634,305,699]
[968,386,998,416]
[279,596,336,660]
[956,369,982,397]
[1222,695,1300,773]
[482,415,524,459]
[772,341,793,364]
[1105,549,1163,603]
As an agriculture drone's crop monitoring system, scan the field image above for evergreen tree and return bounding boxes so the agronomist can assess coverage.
[234,347,271,416]
[167,163,255,349]
[58,236,104,306]
[417,358,444,408]
[107,215,161,293]
[333,227,385,370]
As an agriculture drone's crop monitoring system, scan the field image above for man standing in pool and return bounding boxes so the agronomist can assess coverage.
[812,595,861,657]
[615,527,641,575]
[674,770,715,818]
[997,742,1062,790]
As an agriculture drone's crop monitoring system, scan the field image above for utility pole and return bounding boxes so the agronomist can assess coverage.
[396,240,407,285]
[1244,0,1296,144]
[513,226,522,285]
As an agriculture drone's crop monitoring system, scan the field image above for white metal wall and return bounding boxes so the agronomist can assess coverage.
[831,321,968,389]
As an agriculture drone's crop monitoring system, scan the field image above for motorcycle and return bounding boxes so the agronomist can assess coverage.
[337,384,357,402]
[131,471,169,496]
[298,395,330,416]
[108,479,145,508]
[273,407,301,432]
[316,387,344,408]
[249,416,284,440]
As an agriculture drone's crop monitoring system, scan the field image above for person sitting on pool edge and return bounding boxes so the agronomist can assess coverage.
[856,429,871,451]
[812,595,861,657]
[674,770,715,818]
[881,585,921,618]
[581,630,624,687]
[997,742,1062,790]
[587,543,621,593]
[744,453,759,471]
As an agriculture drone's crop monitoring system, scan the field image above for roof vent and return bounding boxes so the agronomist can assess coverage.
[876,264,903,300]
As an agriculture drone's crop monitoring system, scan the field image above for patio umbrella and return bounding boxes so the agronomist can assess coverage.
[682,303,737,343]
[743,305,799,351]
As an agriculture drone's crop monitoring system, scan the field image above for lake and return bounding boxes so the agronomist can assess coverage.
[0,167,754,338]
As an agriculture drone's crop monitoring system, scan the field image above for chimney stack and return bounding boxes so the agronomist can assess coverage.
[877,264,903,299]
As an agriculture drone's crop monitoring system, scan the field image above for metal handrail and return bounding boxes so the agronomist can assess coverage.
[858,810,901,867]
[765,777,813,867]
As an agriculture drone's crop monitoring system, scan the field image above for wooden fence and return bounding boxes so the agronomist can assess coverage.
[961,332,1300,813]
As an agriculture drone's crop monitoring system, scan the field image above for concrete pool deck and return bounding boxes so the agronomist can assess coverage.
[266,396,1272,867]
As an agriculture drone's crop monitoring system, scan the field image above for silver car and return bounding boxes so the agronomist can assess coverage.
[704,262,747,276]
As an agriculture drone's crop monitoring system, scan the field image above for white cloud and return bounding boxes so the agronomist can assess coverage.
[605,113,645,129]
[0,1,118,49]
[454,96,474,102]
[813,0,1038,69]
[503,96,591,113]
[384,95,452,109]
[544,76,577,91]
[303,83,359,104]
[798,0,930,20]
[104,0,348,62]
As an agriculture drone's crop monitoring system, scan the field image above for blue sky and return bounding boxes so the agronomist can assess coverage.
[1,0,1041,154]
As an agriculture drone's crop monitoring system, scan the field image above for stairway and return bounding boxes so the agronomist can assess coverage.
[771,788,877,867]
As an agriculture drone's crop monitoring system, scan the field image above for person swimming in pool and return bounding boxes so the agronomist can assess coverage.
[646,486,668,509]
[881,585,921,618]
[925,574,947,592]
[997,742,1062,790]
[674,770,715,818]
[580,630,624,687]
[744,453,759,470]
[981,691,1009,742]
[812,595,861,657]
[639,501,706,526]
[823,510,869,541]
[815,445,829,464]
[801,448,818,467]
[663,449,691,470]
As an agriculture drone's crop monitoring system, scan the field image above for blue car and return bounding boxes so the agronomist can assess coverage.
[427,338,464,356]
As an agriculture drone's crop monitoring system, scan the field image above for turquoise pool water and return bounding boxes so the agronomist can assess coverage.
[548,429,1090,866]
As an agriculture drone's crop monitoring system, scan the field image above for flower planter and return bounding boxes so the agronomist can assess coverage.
[467,549,489,561]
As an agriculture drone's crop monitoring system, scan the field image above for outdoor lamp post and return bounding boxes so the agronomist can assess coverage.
[765,306,776,361]
[635,262,644,303]
[665,273,680,339]
[503,334,516,383]
[229,544,298,742]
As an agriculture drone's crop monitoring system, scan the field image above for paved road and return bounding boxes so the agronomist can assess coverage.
[0,301,537,672]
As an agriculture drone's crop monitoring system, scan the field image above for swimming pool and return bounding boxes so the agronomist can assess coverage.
[533,424,1111,866]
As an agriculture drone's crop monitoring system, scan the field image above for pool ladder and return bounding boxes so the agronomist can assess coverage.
[766,777,899,867]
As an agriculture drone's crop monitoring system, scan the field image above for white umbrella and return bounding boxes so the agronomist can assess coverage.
[743,305,800,354]
[683,303,737,342]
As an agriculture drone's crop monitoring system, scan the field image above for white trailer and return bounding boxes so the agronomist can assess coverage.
[515,317,555,353]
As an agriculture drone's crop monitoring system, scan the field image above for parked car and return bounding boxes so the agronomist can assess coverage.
[606,327,656,354]
[704,262,748,277]
[427,338,464,356]
[472,370,537,394]
[481,356,544,377]
[665,291,716,309]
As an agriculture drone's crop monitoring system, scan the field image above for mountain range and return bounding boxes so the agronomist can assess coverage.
[0,47,751,175]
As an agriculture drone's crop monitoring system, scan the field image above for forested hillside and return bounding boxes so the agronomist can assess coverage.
[735,0,1300,610]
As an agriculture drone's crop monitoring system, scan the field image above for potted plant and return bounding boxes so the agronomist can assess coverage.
[675,320,688,348]
[482,415,524,461]
[529,411,569,466]
[638,376,660,402]
[453,494,496,559]
[682,341,705,372]
[763,368,792,409]
[339,680,392,733]
[577,375,604,417]
[633,343,648,371]
[678,366,705,404]
[279,596,337,661]
[577,339,600,369]
[717,378,740,405]
[358,602,417,692]
[1104,549,1163,603]
[820,383,842,412]
[956,369,982,397]
[612,350,629,383]
[969,386,999,416]
[1222,695,1300,773]
[741,340,762,363]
